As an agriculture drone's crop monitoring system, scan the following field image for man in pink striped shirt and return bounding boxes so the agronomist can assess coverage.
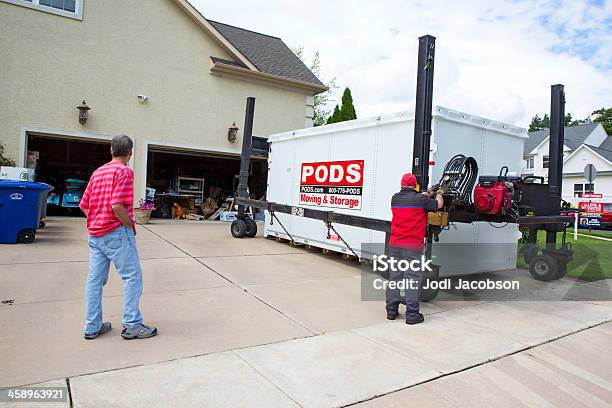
[79,135,157,340]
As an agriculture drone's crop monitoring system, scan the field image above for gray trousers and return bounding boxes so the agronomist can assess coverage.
[385,246,422,319]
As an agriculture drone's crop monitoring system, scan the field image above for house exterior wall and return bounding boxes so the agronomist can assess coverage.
[0,0,313,200]
[562,146,612,204]
[521,139,571,178]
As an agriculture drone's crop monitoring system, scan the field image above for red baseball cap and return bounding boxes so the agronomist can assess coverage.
[401,173,417,187]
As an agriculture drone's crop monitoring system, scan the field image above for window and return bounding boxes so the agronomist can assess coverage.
[39,0,76,13]
[526,157,534,169]
[542,155,549,169]
[574,183,595,198]
[1,0,82,19]
[574,183,583,198]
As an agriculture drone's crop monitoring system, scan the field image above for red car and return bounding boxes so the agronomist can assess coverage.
[602,203,612,229]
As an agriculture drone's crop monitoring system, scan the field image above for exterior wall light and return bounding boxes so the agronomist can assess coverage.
[77,100,90,125]
[228,122,239,143]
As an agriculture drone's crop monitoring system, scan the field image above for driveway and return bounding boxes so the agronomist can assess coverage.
[0,217,610,407]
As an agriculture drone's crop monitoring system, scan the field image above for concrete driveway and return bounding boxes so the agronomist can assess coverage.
[0,217,610,407]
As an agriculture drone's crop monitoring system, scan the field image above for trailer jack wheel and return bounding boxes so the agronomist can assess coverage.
[419,284,439,302]
[244,217,257,238]
[231,219,247,238]
[528,254,558,282]
[555,261,568,279]
[522,244,538,265]
[419,265,440,302]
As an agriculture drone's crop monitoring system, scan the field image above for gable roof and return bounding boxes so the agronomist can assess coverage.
[208,20,324,87]
[524,122,600,155]
[599,135,612,151]
[584,144,612,163]
[171,0,326,93]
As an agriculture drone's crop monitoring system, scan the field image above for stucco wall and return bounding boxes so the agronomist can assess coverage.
[0,0,311,199]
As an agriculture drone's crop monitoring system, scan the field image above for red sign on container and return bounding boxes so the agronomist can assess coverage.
[299,160,364,210]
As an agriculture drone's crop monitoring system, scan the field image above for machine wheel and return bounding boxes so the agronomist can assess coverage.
[244,217,258,238]
[419,284,440,302]
[39,220,46,228]
[17,229,36,244]
[529,254,559,282]
[522,245,538,264]
[555,261,568,279]
[231,219,247,238]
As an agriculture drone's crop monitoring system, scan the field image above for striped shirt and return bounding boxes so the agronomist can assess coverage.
[80,161,135,237]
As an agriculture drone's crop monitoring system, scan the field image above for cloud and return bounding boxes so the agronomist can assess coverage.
[191,0,612,127]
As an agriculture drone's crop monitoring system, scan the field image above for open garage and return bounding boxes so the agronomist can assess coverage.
[26,133,111,215]
[144,145,268,219]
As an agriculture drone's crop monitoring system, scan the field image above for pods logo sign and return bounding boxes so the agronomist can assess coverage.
[299,160,364,210]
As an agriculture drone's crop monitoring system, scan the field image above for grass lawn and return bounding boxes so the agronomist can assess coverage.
[517,230,612,281]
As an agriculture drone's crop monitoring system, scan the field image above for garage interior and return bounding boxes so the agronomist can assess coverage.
[27,134,110,215]
[26,133,269,220]
[146,146,267,219]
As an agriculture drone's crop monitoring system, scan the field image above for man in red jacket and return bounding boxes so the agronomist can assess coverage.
[386,173,443,324]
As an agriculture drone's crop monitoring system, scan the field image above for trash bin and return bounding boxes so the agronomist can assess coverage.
[0,180,50,244]
[39,184,53,228]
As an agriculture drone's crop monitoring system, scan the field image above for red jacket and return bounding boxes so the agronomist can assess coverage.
[390,187,439,251]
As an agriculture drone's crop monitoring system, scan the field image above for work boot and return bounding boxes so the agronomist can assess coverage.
[405,313,424,325]
[386,306,399,320]
[121,323,157,340]
[84,322,112,340]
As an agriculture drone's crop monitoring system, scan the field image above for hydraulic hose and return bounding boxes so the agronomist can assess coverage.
[434,154,479,205]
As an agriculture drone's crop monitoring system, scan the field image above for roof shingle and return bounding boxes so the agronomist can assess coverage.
[584,144,612,163]
[209,20,324,87]
[524,123,600,155]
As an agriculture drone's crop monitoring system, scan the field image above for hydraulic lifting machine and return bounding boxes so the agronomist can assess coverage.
[229,35,576,299]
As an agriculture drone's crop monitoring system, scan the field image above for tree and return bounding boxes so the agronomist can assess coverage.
[327,105,341,124]
[592,107,612,135]
[326,87,358,124]
[528,113,577,131]
[0,143,16,167]
[528,114,550,132]
[339,87,357,121]
[291,46,338,126]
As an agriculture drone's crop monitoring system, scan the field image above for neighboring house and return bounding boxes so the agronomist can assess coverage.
[0,0,326,203]
[521,123,612,204]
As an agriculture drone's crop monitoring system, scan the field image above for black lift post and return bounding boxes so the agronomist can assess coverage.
[411,35,436,193]
[236,97,256,218]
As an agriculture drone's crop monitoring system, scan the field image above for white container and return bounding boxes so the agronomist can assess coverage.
[0,166,35,182]
[264,106,528,277]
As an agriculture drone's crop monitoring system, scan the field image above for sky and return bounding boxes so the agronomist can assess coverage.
[191,0,612,128]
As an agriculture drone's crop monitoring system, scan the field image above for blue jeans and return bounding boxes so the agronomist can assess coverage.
[85,226,143,334]
[385,247,422,319]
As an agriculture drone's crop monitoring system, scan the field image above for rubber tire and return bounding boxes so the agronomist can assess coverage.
[419,284,440,302]
[39,220,46,228]
[529,254,559,282]
[555,261,568,279]
[522,245,538,265]
[17,229,35,244]
[244,217,258,238]
[231,219,247,238]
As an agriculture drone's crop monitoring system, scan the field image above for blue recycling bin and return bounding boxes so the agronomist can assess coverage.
[0,180,50,244]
